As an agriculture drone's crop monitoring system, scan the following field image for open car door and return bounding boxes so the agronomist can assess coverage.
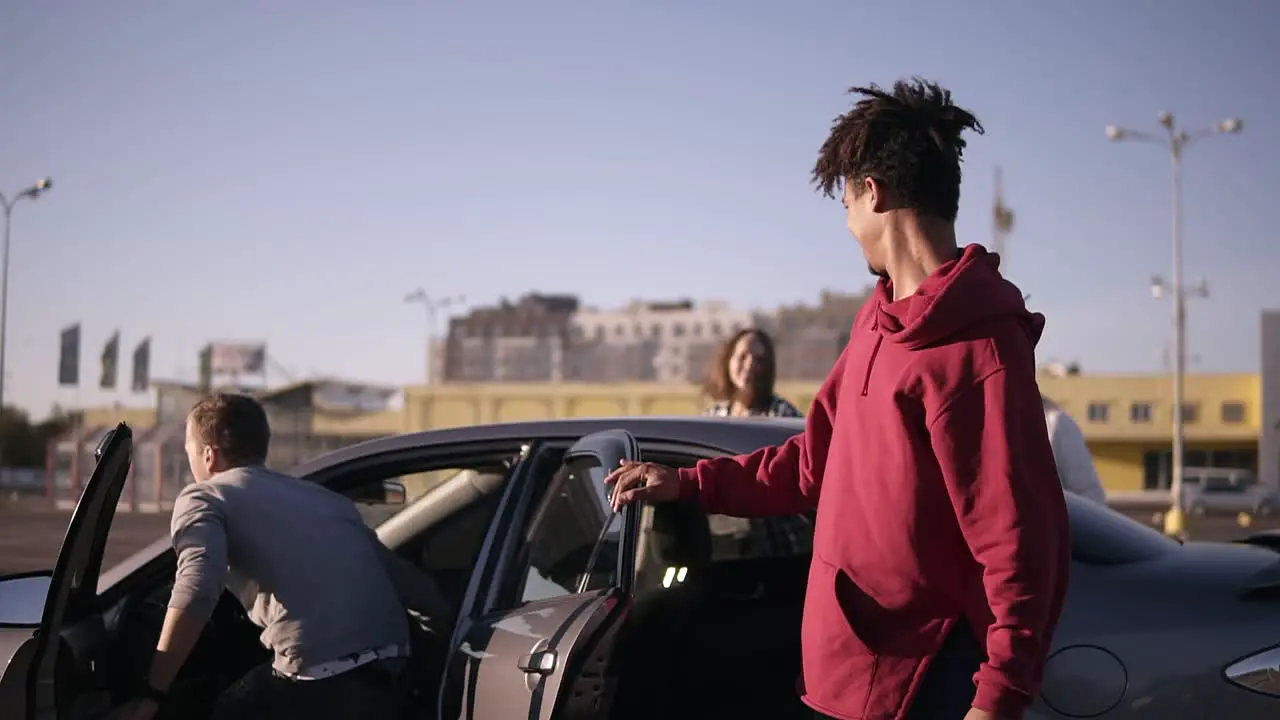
[0,423,133,719]
[451,429,640,720]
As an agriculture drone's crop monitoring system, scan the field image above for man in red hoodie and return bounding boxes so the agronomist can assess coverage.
[605,79,1070,720]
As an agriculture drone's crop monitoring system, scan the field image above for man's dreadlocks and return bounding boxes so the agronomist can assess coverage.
[811,78,984,222]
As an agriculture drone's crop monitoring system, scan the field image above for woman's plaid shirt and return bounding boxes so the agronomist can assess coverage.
[702,395,813,558]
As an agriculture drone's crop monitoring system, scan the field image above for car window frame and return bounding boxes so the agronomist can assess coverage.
[477,434,641,616]
[446,431,642,720]
[639,440,816,562]
[94,437,533,607]
[503,453,622,606]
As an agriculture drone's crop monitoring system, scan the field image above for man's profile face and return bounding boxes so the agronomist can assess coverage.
[843,179,887,279]
[184,417,216,483]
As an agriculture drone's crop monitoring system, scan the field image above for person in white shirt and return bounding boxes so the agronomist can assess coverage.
[1042,396,1107,504]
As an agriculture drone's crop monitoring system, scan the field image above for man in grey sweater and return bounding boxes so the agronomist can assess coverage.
[107,393,449,720]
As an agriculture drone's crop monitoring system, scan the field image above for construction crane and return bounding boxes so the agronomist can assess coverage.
[992,167,1015,264]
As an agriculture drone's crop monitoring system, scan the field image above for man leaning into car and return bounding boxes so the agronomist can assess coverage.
[105,393,450,720]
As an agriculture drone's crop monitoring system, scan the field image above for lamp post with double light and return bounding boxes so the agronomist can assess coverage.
[404,290,464,385]
[1105,114,1241,537]
[0,177,54,416]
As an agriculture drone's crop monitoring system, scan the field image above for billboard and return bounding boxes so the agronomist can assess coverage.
[313,382,400,413]
[208,342,267,375]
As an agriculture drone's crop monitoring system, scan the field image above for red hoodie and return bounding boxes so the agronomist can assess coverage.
[677,245,1070,720]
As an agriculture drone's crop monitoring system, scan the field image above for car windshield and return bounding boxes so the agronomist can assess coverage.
[1066,493,1180,565]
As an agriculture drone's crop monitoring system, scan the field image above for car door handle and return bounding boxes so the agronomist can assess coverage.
[518,649,557,675]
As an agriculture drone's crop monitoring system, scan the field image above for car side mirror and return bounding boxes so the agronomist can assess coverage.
[0,571,52,626]
[382,479,406,505]
[350,478,406,505]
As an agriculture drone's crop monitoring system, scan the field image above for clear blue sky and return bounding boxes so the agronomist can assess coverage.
[2,0,1278,419]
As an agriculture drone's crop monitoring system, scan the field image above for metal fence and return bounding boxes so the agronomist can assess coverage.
[45,424,390,512]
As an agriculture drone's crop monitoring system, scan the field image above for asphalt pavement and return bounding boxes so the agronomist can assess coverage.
[0,505,170,575]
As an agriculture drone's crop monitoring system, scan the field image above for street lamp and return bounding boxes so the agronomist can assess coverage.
[404,290,464,385]
[1106,113,1241,538]
[0,177,54,416]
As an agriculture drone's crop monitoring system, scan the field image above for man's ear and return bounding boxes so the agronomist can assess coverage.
[865,176,891,213]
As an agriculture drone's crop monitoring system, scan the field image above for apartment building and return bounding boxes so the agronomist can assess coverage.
[441,293,579,382]
[771,290,869,380]
[438,289,869,383]
[568,300,758,383]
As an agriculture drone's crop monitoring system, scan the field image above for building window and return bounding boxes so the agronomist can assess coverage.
[651,324,662,339]
[672,323,685,337]
[1085,402,1109,423]
[1129,402,1153,423]
[1222,402,1246,424]
[691,323,703,338]
[1179,403,1199,424]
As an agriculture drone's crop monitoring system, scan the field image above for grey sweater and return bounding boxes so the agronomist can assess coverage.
[169,465,450,674]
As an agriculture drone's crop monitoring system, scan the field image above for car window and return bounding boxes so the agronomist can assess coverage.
[331,455,520,612]
[642,447,814,562]
[510,455,621,605]
[347,467,477,528]
[708,514,814,561]
[1067,493,1179,565]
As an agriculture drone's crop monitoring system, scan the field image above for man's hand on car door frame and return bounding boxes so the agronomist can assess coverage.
[603,460,680,511]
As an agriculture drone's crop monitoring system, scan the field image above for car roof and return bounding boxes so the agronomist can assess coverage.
[293,416,806,475]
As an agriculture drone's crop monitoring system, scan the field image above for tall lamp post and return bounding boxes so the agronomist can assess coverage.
[404,290,464,385]
[0,177,54,417]
[1105,114,1241,537]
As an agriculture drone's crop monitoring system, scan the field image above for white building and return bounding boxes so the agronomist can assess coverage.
[569,300,757,383]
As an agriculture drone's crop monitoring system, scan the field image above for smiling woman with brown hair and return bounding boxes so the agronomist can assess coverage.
[703,328,801,418]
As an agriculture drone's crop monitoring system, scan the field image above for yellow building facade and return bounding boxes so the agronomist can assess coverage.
[402,372,1262,494]
[77,372,1262,497]
[1036,372,1260,493]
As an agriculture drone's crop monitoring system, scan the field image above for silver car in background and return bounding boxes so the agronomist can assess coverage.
[1181,467,1280,517]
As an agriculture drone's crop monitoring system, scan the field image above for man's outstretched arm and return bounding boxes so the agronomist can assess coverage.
[676,345,847,518]
[147,486,231,695]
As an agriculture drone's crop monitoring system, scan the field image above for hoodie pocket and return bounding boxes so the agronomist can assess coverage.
[804,553,879,716]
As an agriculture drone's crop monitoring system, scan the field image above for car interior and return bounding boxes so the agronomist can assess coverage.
[71,461,515,720]
[613,449,812,720]
[45,439,813,720]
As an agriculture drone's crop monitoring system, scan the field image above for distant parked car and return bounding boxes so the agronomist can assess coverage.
[1181,468,1280,517]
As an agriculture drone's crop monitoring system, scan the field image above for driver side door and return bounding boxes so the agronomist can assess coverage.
[0,423,133,720]
[451,429,640,720]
